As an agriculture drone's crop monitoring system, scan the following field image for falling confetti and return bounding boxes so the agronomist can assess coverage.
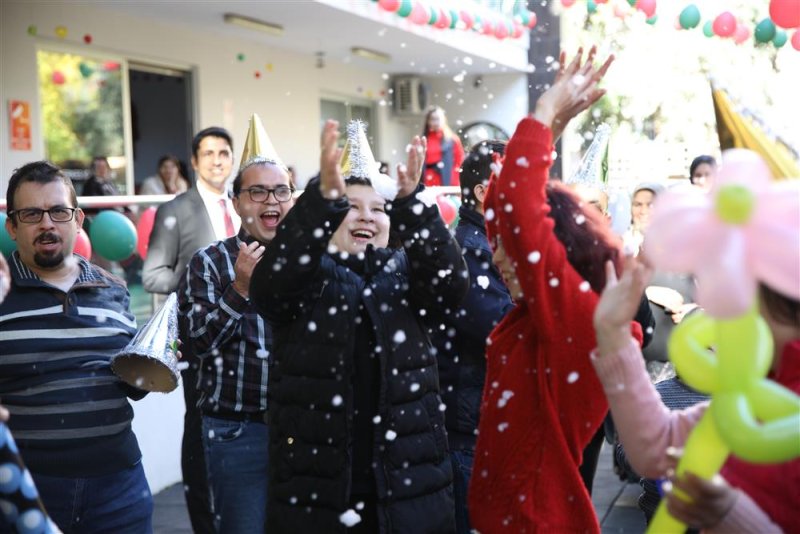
[237,53,246,61]
[476,275,490,289]
[567,372,580,383]
[527,251,541,263]
[83,34,92,44]
[339,509,362,527]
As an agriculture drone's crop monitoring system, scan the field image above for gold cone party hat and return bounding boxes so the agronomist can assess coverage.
[111,292,180,393]
[240,113,286,171]
[340,120,398,200]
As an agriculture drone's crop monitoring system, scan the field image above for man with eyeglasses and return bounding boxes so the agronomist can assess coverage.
[177,116,294,533]
[0,161,152,532]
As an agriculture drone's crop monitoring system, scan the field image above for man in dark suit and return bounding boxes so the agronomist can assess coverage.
[143,126,237,534]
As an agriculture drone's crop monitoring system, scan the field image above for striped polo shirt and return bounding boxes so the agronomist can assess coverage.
[0,252,144,477]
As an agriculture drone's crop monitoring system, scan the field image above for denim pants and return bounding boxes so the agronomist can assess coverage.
[27,462,152,534]
[202,416,269,533]
[450,449,474,534]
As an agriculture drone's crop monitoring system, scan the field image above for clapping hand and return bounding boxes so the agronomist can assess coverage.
[534,46,614,139]
[396,136,427,199]
[320,119,346,200]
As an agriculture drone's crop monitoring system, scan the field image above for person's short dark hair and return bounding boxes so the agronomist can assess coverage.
[232,162,294,196]
[689,155,716,184]
[191,127,233,158]
[760,282,800,327]
[91,156,109,173]
[157,154,180,169]
[378,161,390,175]
[460,140,506,209]
[6,161,77,221]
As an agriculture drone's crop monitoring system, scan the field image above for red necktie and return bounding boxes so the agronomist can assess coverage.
[219,198,235,237]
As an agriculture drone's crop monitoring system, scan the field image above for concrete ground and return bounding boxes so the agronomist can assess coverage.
[152,441,647,533]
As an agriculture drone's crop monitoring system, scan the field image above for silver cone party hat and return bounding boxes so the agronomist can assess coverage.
[340,120,399,200]
[111,292,180,393]
[567,123,611,190]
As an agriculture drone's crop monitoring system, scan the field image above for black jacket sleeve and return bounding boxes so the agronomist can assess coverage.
[249,178,349,325]
[389,185,469,315]
[634,293,656,348]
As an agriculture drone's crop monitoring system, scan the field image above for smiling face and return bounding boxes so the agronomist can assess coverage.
[631,189,655,231]
[192,135,233,193]
[329,184,390,255]
[232,164,294,244]
[7,180,84,270]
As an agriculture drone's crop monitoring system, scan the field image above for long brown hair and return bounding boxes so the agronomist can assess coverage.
[423,106,457,141]
[546,182,622,294]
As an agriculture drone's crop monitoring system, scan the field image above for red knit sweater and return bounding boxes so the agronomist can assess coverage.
[469,118,641,533]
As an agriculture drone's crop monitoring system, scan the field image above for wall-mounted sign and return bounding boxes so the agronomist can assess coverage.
[9,100,31,151]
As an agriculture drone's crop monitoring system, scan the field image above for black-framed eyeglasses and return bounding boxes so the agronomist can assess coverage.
[239,186,294,203]
[8,207,78,224]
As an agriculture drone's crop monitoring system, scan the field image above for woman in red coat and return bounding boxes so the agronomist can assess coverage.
[422,106,464,187]
[468,49,640,533]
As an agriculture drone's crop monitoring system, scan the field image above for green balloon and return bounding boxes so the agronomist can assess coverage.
[588,0,597,14]
[427,7,437,24]
[646,15,658,25]
[755,19,777,44]
[449,9,459,29]
[27,25,37,36]
[397,0,413,17]
[78,62,93,79]
[627,0,636,5]
[89,210,137,261]
[0,212,17,259]
[236,53,245,62]
[773,29,787,48]
[703,20,714,38]
[679,5,701,29]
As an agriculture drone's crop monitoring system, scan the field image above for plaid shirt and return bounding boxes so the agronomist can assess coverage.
[178,230,270,415]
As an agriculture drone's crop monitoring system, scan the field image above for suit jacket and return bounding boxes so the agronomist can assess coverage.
[142,187,216,295]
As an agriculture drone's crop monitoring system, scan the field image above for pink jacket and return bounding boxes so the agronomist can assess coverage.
[591,339,797,533]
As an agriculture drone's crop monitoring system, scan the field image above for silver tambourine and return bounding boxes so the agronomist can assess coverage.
[111,292,180,393]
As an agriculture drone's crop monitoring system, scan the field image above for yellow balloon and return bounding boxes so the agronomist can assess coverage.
[55,25,67,39]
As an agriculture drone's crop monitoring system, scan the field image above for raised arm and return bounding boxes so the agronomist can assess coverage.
[487,49,614,336]
[392,136,469,313]
[250,120,349,325]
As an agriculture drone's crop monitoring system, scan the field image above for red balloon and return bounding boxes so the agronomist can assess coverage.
[792,29,800,50]
[378,0,401,12]
[494,20,509,39]
[436,196,457,225]
[74,228,92,259]
[527,11,538,28]
[460,10,474,30]
[713,12,737,37]
[596,0,608,3]
[769,0,800,29]
[434,8,450,29]
[51,71,65,85]
[409,1,429,25]
[561,0,576,7]
[136,206,157,259]
[482,18,494,35]
[636,0,657,18]
[734,23,751,44]
[511,21,524,38]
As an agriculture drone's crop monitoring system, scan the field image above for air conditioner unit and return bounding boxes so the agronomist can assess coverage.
[391,76,430,117]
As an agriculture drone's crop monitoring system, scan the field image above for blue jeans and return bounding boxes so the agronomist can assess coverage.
[31,462,152,534]
[202,416,269,533]
[450,449,474,534]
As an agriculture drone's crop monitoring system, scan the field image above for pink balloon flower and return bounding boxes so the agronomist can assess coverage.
[644,149,800,319]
